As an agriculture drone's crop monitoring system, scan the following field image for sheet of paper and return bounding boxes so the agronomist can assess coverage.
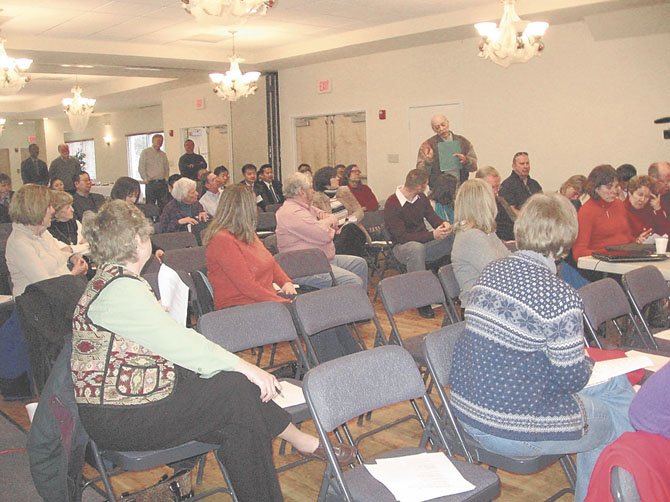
[586,355,654,387]
[625,350,670,373]
[653,329,670,341]
[364,452,475,502]
[0,295,14,304]
[157,264,189,327]
[437,141,462,174]
[272,381,306,408]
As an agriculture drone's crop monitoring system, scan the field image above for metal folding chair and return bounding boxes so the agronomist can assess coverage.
[150,231,198,251]
[274,248,336,292]
[611,466,641,502]
[437,264,462,325]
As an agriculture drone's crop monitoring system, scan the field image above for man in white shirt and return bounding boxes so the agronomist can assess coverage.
[199,172,222,217]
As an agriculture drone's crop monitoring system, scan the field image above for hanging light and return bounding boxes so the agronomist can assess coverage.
[0,118,5,136]
[209,32,260,101]
[62,84,96,133]
[182,0,276,21]
[0,37,32,94]
[475,0,548,67]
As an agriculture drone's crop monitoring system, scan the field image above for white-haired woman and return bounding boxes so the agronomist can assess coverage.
[158,177,208,233]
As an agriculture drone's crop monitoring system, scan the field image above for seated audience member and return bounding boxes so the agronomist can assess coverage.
[275,172,368,290]
[476,166,516,242]
[312,166,368,257]
[204,185,295,310]
[450,193,635,502]
[384,168,452,318]
[629,362,670,438]
[624,175,670,237]
[255,164,284,207]
[648,161,670,214]
[111,176,141,204]
[240,163,257,192]
[199,171,222,217]
[214,165,229,189]
[0,173,14,223]
[49,177,65,191]
[616,163,637,200]
[297,163,312,175]
[429,173,458,224]
[334,164,345,185]
[560,174,587,211]
[73,200,354,502]
[158,177,208,233]
[343,164,379,211]
[47,191,89,254]
[72,171,105,221]
[572,164,650,260]
[451,179,510,307]
[499,151,542,210]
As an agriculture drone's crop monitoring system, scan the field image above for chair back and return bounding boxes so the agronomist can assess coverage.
[360,210,386,241]
[141,272,160,300]
[191,268,214,316]
[423,322,466,387]
[438,264,462,323]
[274,248,335,284]
[135,203,161,223]
[256,211,277,232]
[622,265,670,311]
[264,203,282,213]
[162,247,207,274]
[304,345,425,432]
[610,466,640,502]
[150,231,198,251]
[379,270,446,315]
[578,278,632,330]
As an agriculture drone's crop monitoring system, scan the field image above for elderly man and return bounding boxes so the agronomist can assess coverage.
[138,134,169,210]
[199,171,222,217]
[476,166,517,242]
[416,114,477,187]
[276,172,368,291]
[384,168,452,318]
[648,161,670,214]
[255,163,284,208]
[49,144,81,193]
[72,171,105,220]
[499,152,542,210]
[178,139,207,181]
[21,143,49,185]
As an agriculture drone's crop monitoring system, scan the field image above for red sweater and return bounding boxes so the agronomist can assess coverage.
[349,183,379,212]
[573,198,634,260]
[384,191,443,244]
[624,197,670,237]
[206,229,291,310]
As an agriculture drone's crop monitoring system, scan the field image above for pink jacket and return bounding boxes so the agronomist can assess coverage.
[276,198,337,260]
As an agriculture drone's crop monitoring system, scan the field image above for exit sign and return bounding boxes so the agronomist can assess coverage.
[194,97,205,110]
[318,79,331,94]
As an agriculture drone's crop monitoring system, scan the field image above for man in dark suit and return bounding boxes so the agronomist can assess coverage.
[255,163,284,209]
[72,171,105,220]
[20,143,49,185]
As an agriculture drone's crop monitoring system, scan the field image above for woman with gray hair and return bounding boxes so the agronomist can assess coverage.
[158,177,208,233]
[449,193,634,502]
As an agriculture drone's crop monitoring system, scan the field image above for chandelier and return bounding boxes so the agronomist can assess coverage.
[0,37,32,94]
[62,84,96,133]
[209,32,260,101]
[0,118,5,136]
[475,0,548,68]
[182,0,276,21]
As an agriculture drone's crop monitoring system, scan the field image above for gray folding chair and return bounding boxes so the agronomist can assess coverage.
[256,210,277,235]
[611,466,641,502]
[423,323,577,502]
[303,345,500,502]
[150,231,198,251]
[437,264,463,324]
[161,247,208,320]
[578,278,651,350]
[621,265,670,351]
[191,267,214,316]
[274,248,337,292]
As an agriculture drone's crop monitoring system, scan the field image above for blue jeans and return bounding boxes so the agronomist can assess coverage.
[296,254,368,291]
[461,375,634,502]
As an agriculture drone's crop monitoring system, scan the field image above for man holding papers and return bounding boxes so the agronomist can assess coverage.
[416,114,478,187]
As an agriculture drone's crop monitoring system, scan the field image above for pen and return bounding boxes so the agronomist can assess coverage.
[275,384,284,398]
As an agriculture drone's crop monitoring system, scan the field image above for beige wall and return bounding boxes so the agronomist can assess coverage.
[0,120,43,187]
[277,20,670,201]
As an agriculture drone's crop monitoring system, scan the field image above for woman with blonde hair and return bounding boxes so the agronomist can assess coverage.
[47,190,89,254]
[204,184,296,310]
[451,179,510,306]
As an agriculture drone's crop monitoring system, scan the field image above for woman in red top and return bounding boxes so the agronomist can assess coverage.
[572,165,650,260]
[204,185,296,310]
[624,175,670,237]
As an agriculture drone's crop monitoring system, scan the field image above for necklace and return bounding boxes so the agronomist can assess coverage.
[50,219,77,245]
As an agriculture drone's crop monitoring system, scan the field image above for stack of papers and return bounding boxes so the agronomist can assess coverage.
[157,265,189,327]
[625,350,670,374]
[272,381,306,408]
[586,355,653,387]
[364,452,475,502]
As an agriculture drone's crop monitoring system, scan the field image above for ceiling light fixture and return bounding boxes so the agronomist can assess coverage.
[475,0,548,68]
[62,83,96,133]
[181,0,276,21]
[209,32,260,102]
[0,37,32,94]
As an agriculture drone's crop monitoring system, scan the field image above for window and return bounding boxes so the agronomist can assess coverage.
[66,139,97,180]
[127,132,163,180]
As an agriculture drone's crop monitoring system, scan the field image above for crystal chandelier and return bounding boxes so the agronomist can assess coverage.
[0,37,32,94]
[475,0,548,68]
[62,84,96,133]
[182,0,276,21]
[0,118,5,136]
[209,33,260,101]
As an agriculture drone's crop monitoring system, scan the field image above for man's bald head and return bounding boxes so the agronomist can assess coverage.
[430,114,450,139]
[648,161,670,195]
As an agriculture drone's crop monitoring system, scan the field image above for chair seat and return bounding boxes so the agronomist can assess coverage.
[331,447,500,501]
[464,436,564,475]
[102,440,218,471]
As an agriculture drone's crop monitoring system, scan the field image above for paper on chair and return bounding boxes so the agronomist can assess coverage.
[272,381,306,408]
[157,264,189,327]
[653,329,670,341]
[364,452,475,502]
[586,355,654,387]
[625,350,670,373]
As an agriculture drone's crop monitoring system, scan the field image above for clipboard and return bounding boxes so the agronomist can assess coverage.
[437,141,462,173]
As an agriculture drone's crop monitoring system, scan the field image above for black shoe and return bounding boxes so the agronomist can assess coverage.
[417,305,435,319]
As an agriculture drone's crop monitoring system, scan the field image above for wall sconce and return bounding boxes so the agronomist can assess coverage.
[104,134,112,146]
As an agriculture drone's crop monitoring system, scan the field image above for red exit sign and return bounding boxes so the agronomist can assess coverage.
[318,79,331,94]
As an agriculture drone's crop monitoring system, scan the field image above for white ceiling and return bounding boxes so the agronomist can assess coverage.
[0,0,668,119]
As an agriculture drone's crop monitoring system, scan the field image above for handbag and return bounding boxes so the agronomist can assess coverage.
[120,469,194,501]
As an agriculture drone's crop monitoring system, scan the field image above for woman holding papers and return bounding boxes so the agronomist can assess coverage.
[72,200,354,501]
[204,185,297,310]
[449,193,635,502]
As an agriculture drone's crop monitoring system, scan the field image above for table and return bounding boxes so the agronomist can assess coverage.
[577,255,670,280]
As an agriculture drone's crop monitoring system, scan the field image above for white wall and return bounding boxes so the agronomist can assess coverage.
[277,21,670,201]
[0,121,41,187]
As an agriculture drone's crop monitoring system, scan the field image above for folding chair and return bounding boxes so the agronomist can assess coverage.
[161,247,208,321]
[264,203,282,213]
[611,466,640,502]
[360,210,396,285]
[274,248,336,292]
[135,203,161,223]
[303,345,500,502]
[621,265,670,350]
[437,264,463,324]
[150,231,198,251]
[423,323,577,502]
[191,267,214,316]
[578,278,651,350]
[256,211,277,236]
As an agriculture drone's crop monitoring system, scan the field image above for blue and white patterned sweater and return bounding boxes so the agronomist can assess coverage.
[450,251,593,441]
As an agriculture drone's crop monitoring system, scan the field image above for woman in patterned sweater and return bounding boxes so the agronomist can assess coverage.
[450,193,635,502]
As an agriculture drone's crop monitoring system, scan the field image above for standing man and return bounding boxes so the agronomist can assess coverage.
[139,134,169,210]
[49,144,81,193]
[21,143,49,185]
[199,171,222,217]
[255,163,284,208]
[648,161,670,215]
[178,139,207,181]
[416,114,477,187]
[72,171,106,220]
[384,169,453,318]
[476,166,516,242]
[499,151,542,211]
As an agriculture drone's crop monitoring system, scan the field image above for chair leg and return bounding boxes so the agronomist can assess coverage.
[89,441,118,502]
[213,452,239,502]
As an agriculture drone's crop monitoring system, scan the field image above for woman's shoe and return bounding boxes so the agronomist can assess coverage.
[300,441,357,465]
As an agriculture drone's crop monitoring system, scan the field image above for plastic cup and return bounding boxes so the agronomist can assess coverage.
[655,237,668,255]
[25,402,38,423]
